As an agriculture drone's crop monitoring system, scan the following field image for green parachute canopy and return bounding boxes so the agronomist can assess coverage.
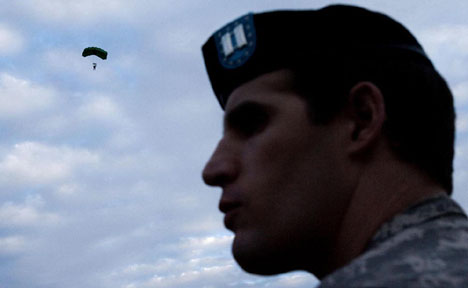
[82,47,108,60]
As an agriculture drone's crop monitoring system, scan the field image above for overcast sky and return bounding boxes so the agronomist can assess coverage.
[0,1,467,287]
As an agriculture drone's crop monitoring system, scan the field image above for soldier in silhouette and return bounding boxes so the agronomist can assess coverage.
[201,5,468,287]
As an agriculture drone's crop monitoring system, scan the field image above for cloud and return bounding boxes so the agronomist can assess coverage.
[179,235,233,257]
[77,95,123,123]
[115,256,236,287]
[75,94,141,149]
[16,0,130,24]
[108,235,234,287]
[0,73,56,118]
[0,24,24,55]
[455,82,468,134]
[453,81,468,107]
[153,24,207,57]
[419,24,468,81]
[108,235,318,288]
[0,194,61,227]
[457,115,468,134]
[0,141,100,186]
[14,0,176,26]
[420,25,468,55]
[55,183,80,197]
[0,236,26,255]
[268,273,319,288]
[134,261,236,288]
[41,48,116,86]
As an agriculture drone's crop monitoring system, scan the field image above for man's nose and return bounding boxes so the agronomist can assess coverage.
[202,139,239,187]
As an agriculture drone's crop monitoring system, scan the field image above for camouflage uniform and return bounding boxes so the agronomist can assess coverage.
[318,194,468,288]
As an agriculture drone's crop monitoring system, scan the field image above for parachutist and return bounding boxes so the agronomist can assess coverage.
[82,47,107,70]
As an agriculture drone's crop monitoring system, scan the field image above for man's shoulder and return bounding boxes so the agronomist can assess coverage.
[318,195,468,288]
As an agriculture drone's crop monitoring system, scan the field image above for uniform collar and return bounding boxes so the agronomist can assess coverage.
[367,193,467,249]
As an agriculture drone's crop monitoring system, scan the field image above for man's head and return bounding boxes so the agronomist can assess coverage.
[201,4,455,277]
[203,69,360,275]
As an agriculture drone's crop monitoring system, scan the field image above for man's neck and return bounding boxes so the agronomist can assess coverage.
[316,157,446,279]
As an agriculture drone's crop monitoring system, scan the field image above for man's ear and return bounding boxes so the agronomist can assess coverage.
[345,81,386,155]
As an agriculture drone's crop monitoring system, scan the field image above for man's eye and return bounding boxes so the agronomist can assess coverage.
[233,111,268,136]
[224,102,272,138]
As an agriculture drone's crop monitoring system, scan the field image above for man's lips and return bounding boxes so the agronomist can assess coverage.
[223,208,240,230]
[219,198,241,214]
[219,198,242,230]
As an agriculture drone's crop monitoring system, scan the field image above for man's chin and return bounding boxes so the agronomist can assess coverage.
[232,237,294,275]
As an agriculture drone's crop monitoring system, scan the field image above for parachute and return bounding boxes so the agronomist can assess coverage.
[82,47,107,59]
[82,47,108,69]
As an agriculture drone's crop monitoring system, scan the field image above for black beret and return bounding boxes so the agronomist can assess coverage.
[202,4,430,109]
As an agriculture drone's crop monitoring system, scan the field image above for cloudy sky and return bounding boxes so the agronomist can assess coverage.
[0,0,467,287]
